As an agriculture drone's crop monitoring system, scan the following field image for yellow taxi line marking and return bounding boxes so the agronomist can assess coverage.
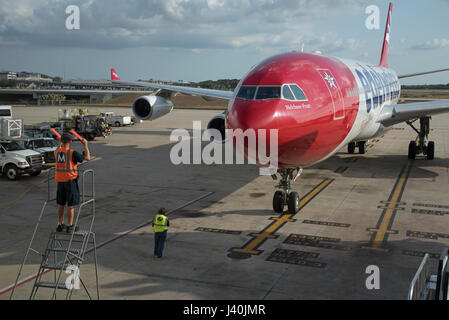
[232,214,293,255]
[334,166,348,174]
[362,160,413,252]
[0,182,41,217]
[229,178,334,257]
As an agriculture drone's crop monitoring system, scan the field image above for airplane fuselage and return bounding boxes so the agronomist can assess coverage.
[226,52,401,168]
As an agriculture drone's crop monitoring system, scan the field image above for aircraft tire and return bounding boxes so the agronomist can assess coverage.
[348,142,355,154]
[427,141,435,160]
[287,192,300,214]
[273,191,285,213]
[408,141,416,160]
[358,141,366,154]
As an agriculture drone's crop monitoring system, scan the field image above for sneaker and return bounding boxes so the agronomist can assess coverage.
[56,224,66,232]
[66,225,79,234]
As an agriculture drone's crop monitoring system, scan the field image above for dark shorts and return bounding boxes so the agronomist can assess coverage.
[56,179,80,207]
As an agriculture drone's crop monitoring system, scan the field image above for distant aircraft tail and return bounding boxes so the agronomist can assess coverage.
[379,2,392,68]
[111,68,120,81]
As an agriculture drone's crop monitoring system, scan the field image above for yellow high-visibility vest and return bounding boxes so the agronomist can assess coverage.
[153,214,168,232]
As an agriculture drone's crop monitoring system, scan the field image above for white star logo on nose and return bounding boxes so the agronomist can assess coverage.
[324,72,337,88]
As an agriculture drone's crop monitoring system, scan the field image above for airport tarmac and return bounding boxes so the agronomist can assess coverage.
[1,105,449,300]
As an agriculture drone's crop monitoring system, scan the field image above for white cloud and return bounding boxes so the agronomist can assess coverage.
[412,38,449,50]
[358,52,369,59]
[0,0,372,52]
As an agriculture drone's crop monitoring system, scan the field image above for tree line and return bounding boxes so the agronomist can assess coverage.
[401,84,449,90]
[195,79,240,90]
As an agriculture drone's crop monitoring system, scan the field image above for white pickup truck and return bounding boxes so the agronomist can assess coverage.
[23,137,58,163]
[101,112,132,127]
[0,106,43,180]
[0,139,43,180]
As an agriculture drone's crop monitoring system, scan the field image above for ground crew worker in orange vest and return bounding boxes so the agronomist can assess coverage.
[55,132,91,233]
[152,208,170,258]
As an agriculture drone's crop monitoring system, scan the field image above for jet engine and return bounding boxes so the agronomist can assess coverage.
[132,95,174,121]
[207,112,226,141]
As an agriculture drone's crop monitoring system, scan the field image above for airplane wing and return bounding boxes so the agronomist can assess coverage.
[398,67,449,79]
[110,68,234,101]
[377,100,449,126]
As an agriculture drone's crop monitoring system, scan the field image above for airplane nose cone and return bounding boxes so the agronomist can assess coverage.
[227,100,278,132]
[226,100,280,167]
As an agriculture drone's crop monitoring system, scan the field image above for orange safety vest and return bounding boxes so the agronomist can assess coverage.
[54,147,78,182]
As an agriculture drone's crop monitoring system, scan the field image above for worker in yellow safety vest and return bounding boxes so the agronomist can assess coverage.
[152,208,170,258]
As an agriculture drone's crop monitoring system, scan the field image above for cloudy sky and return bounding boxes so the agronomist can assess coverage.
[0,0,448,84]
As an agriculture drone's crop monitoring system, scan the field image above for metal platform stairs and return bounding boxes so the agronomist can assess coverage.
[9,168,99,300]
[408,247,449,300]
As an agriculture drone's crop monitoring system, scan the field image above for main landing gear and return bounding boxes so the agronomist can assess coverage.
[348,141,366,154]
[407,117,435,160]
[271,168,302,214]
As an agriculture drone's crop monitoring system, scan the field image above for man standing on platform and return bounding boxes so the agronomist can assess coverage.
[54,132,91,233]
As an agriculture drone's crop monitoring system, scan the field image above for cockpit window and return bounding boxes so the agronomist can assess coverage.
[236,84,306,101]
[282,85,296,101]
[289,85,307,101]
[255,86,281,100]
[237,86,257,100]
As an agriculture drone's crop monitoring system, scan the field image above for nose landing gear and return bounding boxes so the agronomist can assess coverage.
[272,168,302,213]
[348,141,366,154]
[407,117,434,160]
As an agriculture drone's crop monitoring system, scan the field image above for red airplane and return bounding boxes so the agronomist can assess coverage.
[112,3,449,214]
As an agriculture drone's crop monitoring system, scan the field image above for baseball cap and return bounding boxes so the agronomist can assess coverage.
[61,132,76,142]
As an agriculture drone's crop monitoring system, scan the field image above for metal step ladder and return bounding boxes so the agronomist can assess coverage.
[408,248,449,300]
[9,168,99,300]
